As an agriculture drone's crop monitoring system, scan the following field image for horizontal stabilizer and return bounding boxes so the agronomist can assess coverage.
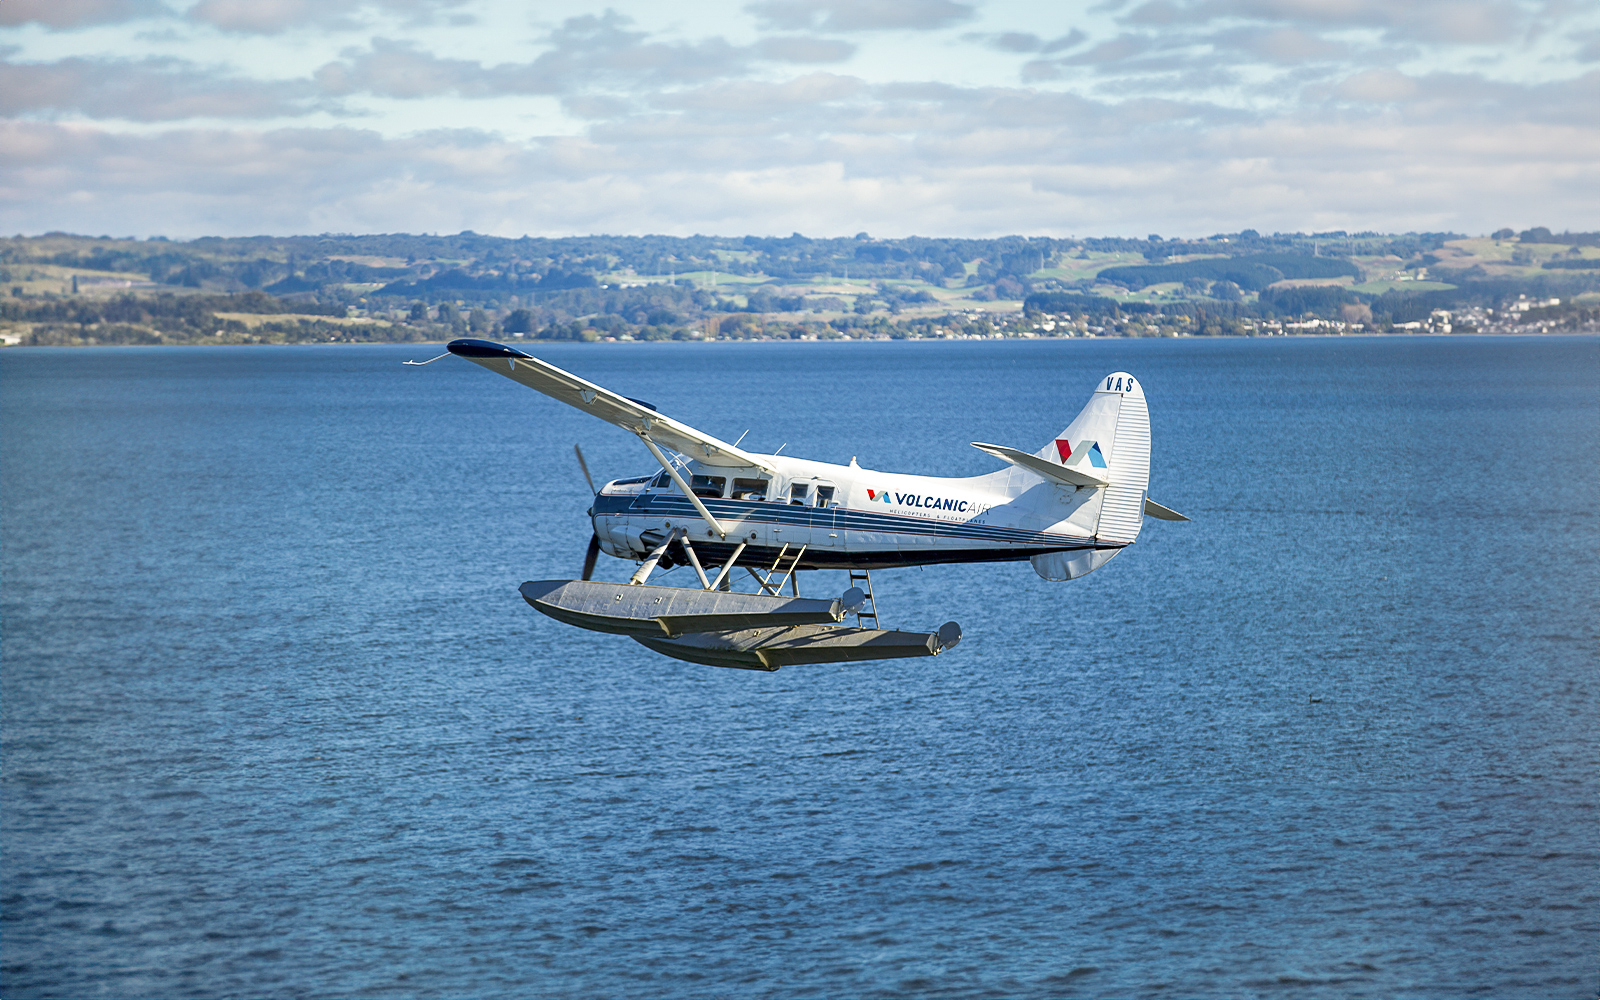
[1143,498,1190,521]
[970,441,1109,488]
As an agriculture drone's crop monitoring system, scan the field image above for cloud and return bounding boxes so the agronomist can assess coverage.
[1317,68,1600,127]
[1208,25,1347,62]
[185,0,472,34]
[979,31,1046,53]
[517,11,755,90]
[648,73,866,115]
[1122,0,1528,45]
[0,0,167,29]
[5,106,1596,239]
[187,0,328,33]
[969,29,1087,53]
[1060,34,1156,65]
[560,94,636,120]
[747,0,975,32]
[314,15,847,101]
[1333,68,1420,103]
[753,35,857,63]
[0,55,320,121]
[314,39,530,99]
[1010,8,1512,95]
[2,0,1595,239]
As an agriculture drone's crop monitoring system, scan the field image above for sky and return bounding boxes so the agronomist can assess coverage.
[2,0,1597,239]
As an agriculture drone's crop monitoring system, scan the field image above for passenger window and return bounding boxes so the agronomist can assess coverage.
[732,478,767,501]
[815,485,835,508]
[690,475,726,498]
[789,483,808,505]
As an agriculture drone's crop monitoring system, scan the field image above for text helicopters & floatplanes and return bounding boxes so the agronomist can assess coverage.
[411,338,1188,671]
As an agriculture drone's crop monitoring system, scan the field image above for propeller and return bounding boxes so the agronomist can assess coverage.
[575,444,600,581]
[574,443,596,495]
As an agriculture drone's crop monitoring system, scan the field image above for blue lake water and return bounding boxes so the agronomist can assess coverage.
[2,336,1596,998]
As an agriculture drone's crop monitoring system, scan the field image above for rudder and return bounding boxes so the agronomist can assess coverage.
[1094,372,1149,543]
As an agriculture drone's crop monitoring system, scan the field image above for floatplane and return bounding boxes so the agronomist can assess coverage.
[409,339,1188,670]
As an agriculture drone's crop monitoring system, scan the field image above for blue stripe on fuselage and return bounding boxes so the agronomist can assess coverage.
[593,492,1081,547]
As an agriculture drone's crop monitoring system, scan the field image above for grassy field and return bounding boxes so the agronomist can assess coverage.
[1352,280,1459,294]
[212,312,393,328]
[4,264,157,296]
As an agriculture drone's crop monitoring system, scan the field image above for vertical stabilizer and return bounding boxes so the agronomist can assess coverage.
[1091,373,1150,543]
[1028,372,1152,581]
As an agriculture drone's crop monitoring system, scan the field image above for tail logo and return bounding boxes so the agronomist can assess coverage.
[1056,439,1107,468]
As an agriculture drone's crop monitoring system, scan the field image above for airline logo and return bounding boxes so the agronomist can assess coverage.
[866,488,987,515]
[1054,440,1107,467]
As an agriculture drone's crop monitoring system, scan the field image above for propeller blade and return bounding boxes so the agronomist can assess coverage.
[574,444,596,494]
[581,533,601,581]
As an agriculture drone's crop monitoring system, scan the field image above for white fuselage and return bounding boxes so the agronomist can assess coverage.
[590,452,1115,571]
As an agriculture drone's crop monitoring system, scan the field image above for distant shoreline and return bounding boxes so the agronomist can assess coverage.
[7,231,1596,346]
[6,330,1595,350]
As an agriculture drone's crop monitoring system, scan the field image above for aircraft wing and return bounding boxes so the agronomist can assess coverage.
[447,339,772,471]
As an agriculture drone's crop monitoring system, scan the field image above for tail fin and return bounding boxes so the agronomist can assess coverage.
[1035,370,1151,542]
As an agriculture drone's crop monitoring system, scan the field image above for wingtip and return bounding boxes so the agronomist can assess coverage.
[447,338,533,359]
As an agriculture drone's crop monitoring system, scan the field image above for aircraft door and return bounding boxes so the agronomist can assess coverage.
[787,479,838,553]
[813,481,840,553]
[772,479,811,550]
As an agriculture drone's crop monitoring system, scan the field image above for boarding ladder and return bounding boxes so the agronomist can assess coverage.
[847,569,880,628]
[750,543,807,597]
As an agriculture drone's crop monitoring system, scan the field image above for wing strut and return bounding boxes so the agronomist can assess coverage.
[639,433,728,539]
[709,541,747,591]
